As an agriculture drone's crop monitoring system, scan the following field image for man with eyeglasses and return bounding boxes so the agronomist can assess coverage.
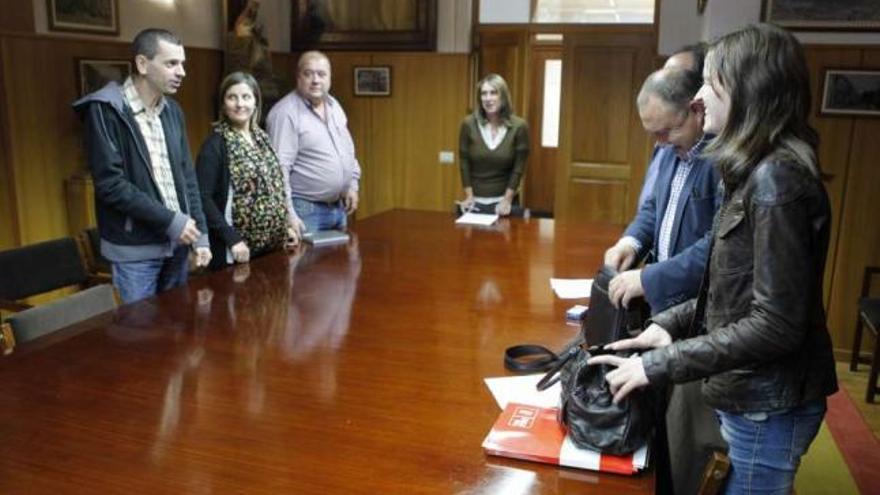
[602,67,723,495]
[604,67,718,313]
[637,43,707,207]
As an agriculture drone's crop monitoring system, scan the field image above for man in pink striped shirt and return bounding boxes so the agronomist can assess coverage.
[266,51,361,234]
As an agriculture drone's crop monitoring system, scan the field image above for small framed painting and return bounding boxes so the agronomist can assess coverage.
[820,69,880,118]
[762,0,880,31]
[354,66,392,97]
[77,59,131,96]
[47,0,120,35]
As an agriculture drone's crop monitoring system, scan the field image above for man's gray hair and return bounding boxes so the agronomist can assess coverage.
[636,68,701,113]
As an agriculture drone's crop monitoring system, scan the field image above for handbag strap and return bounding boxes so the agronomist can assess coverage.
[504,345,559,372]
[535,344,581,391]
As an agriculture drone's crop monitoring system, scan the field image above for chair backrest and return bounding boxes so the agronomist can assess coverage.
[0,237,89,302]
[4,284,118,344]
[83,227,111,274]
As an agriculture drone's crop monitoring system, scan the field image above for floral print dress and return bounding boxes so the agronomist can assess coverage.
[220,122,289,256]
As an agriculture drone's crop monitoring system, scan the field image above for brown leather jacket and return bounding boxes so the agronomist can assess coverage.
[642,158,838,413]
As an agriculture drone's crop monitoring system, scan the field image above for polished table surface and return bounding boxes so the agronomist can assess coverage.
[0,210,653,494]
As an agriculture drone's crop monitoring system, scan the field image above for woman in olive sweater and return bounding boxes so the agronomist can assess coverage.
[458,74,529,216]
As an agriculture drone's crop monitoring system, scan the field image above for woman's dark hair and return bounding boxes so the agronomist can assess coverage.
[703,23,820,185]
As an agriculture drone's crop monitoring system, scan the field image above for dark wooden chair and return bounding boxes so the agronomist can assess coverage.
[697,452,731,495]
[850,266,880,403]
[77,227,112,284]
[3,284,117,347]
[0,237,92,312]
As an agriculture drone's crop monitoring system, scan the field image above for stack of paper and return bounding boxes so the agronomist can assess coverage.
[550,278,593,299]
[455,212,499,226]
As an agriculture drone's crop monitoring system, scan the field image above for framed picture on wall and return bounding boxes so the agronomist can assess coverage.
[354,66,392,96]
[761,0,880,31]
[820,69,880,117]
[291,0,437,51]
[47,0,120,35]
[77,59,131,97]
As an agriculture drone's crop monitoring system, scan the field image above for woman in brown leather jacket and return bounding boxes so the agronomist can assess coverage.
[589,24,837,495]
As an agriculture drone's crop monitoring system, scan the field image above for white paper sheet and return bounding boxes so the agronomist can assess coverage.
[550,278,593,299]
[455,212,499,226]
[484,374,562,410]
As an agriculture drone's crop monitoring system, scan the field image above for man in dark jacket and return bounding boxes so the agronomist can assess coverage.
[73,28,210,303]
[604,67,725,495]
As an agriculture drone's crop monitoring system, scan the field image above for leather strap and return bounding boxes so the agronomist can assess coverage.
[504,344,559,373]
[536,345,581,391]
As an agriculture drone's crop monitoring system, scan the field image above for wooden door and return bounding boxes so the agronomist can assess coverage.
[476,27,530,121]
[524,44,562,215]
[554,29,655,224]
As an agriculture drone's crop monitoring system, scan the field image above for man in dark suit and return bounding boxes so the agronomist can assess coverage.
[604,67,719,313]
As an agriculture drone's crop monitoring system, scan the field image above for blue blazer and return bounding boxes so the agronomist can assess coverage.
[624,142,720,313]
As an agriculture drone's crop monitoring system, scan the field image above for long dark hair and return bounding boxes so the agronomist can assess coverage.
[703,24,820,186]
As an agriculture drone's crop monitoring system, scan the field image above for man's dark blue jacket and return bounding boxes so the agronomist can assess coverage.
[624,141,720,313]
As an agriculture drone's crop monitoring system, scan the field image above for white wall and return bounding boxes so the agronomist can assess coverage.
[480,0,530,24]
[657,0,704,54]
[659,0,880,55]
[438,0,472,53]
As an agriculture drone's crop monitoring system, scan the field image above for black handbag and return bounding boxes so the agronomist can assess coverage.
[583,265,650,346]
[504,265,655,456]
[554,344,655,456]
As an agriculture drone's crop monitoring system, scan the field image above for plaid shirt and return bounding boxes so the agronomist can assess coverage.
[656,141,703,261]
[122,77,180,212]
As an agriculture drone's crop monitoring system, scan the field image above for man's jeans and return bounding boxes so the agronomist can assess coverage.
[717,399,826,495]
[111,246,189,304]
[293,197,347,233]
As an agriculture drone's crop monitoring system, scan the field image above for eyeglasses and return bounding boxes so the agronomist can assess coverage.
[651,111,690,141]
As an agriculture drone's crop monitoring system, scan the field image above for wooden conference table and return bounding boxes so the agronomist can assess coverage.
[0,210,653,494]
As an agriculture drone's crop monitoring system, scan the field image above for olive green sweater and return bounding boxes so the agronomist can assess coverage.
[458,114,529,197]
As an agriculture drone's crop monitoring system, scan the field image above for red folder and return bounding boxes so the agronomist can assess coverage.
[482,403,648,475]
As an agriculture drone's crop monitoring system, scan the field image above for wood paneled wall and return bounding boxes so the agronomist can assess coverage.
[0,33,220,248]
[274,51,472,218]
[812,46,880,359]
[0,33,471,250]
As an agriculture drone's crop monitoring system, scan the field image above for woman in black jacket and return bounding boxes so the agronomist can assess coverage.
[196,71,300,269]
[589,24,837,495]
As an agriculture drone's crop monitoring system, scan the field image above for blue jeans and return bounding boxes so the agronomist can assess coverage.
[111,246,189,304]
[717,399,826,495]
[292,197,347,233]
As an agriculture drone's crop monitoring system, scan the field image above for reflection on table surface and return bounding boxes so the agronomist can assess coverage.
[0,210,651,494]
